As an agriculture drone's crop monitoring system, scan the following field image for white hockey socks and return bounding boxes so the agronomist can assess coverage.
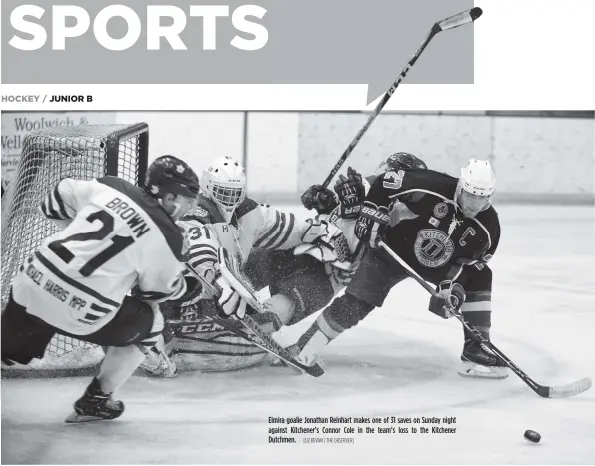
[97,345,146,394]
[293,313,343,366]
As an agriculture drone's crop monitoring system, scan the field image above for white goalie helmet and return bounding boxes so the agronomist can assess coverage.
[201,156,247,223]
[455,158,496,218]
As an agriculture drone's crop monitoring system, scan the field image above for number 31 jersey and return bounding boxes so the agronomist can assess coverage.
[11,176,188,335]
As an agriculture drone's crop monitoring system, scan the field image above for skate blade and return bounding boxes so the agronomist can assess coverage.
[65,412,111,424]
[457,361,509,380]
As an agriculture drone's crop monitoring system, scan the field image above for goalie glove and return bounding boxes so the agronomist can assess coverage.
[301,185,339,214]
[334,167,365,220]
[428,281,466,319]
[215,274,249,319]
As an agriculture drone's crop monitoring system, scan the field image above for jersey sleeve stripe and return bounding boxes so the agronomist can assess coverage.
[40,193,62,220]
[52,186,71,219]
[90,303,111,314]
[188,244,217,257]
[253,211,281,248]
[274,213,296,249]
[189,257,217,269]
[39,196,51,218]
[261,213,288,249]
[35,251,120,308]
[188,251,218,264]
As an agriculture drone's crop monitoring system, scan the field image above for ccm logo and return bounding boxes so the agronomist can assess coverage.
[361,206,389,223]
[180,322,223,333]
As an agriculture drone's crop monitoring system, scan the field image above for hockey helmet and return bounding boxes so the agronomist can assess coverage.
[200,156,247,223]
[145,155,200,199]
[455,158,495,218]
[375,152,428,175]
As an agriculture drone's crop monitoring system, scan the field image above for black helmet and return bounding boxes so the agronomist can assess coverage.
[385,152,428,171]
[144,155,200,199]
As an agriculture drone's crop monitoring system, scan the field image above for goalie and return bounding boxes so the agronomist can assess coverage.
[140,156,333,375]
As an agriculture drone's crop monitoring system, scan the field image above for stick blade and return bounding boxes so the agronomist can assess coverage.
[544,377,592,398]
[437,7,483,32]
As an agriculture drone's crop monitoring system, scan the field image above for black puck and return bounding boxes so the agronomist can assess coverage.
[524,430,541,443]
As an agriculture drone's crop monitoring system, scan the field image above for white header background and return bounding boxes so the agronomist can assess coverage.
[0,0,594,111]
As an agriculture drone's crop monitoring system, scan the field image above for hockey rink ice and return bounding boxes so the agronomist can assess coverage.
[2,204,594,465]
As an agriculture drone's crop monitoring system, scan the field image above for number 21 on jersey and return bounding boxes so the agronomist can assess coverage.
[48,210,135,277]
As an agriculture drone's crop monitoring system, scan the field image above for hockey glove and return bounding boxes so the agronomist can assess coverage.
[301,185,339,214]
[428,281,466,319]
[215,275,248,319]
[168,276,204,307]
[334,167,365,219]
[354,201,390,248]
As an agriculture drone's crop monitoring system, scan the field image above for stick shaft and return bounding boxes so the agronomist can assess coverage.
[377,241,589,398]
[321,26,439,188]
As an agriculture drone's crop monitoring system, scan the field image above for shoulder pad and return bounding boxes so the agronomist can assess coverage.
[234,197,259,219]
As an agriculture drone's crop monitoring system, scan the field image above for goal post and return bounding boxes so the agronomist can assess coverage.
[1,123,149,376]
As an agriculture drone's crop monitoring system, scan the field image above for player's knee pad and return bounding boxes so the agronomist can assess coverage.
[326,293,375,330]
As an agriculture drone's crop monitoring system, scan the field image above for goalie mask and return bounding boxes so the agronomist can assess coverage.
[201,156,247,223]
[455,158,495,218]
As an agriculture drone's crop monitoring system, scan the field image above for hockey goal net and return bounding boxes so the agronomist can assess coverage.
[1,123,149,376]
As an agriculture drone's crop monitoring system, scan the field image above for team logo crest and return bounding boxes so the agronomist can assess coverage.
[414,229,455,268]
[433,203,449,219]
[195,206,209,218]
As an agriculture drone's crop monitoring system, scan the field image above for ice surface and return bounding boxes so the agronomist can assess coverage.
[2,204,594,464]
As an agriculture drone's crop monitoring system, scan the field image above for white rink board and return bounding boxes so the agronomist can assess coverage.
[2,111,593,202]
[2,204,594,465]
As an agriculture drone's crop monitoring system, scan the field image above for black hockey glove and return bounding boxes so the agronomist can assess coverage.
[354,201,390,248]
[301,185,339,214]
[334,167,365,219]
[428,281,466,319]
[168,276,204,307]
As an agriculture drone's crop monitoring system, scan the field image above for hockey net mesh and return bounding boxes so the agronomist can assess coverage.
[1,124,147,374]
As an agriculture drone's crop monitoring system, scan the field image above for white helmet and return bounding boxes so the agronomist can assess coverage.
[455,158,495,218]
[201,156,247,223]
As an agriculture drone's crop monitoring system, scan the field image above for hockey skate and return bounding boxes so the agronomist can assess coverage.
[138,335,178,378]
[65,378,124,424]
[458,339,509,379]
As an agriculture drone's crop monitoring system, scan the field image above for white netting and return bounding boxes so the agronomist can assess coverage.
[1,123,148,375]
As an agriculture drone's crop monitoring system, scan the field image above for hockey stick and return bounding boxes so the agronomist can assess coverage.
[313,7,483,192]
[182,259,324,377]
[378,240,592,399]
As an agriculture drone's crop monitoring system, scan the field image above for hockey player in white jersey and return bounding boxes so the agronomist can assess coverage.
[147,154,427,375]
[243,153,429,335]
[1,155,204,422]
[142,156,336,374]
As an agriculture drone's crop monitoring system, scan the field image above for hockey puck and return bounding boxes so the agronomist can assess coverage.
[524,430,541,443]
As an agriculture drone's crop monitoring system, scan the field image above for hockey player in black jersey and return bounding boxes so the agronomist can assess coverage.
[290,158,508,379]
